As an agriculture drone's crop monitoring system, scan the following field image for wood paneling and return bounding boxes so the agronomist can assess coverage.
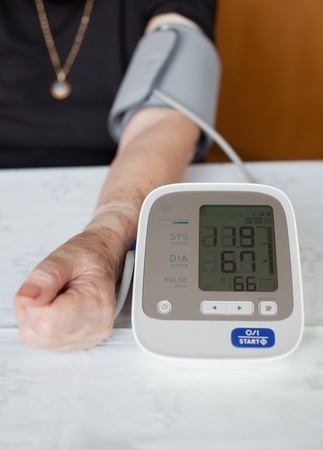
[206,0,323,161]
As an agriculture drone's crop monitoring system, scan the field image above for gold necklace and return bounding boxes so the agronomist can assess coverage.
[34,0,94,100]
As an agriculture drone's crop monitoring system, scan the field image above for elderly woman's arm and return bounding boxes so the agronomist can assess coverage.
[13,12,206,351]
[13,105,199,351]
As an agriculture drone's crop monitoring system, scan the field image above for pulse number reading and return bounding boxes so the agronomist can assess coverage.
[199,205,278,292]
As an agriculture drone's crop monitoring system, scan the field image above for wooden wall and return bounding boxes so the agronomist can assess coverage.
[206,0,323,161]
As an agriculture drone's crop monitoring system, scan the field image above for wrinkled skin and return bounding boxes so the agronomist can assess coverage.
[14,105,199,351]
[13,13,201,351]
[14,229,120,351]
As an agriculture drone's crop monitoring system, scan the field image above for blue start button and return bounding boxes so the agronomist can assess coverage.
[231,328,275,348]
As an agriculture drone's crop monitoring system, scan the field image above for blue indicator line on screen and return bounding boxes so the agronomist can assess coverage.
[172,221,189,224]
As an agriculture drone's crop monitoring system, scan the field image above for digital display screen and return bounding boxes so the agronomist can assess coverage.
[199,205,278,292]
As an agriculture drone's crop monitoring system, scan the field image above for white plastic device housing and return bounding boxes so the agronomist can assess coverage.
[132,183,304,369]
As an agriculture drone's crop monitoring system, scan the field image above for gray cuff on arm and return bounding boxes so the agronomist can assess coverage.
[108,23,221,161]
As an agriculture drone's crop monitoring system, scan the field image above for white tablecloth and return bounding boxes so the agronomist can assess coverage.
[1,162,323,450]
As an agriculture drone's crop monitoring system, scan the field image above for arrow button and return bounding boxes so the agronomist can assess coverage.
[227,302,254,315]
[201,301,227,315]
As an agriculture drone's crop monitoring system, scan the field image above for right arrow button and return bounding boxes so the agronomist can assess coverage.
[227,302,254,315]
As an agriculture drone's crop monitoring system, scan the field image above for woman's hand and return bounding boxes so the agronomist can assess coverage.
[14,228,122,351]
[14,107,198,351]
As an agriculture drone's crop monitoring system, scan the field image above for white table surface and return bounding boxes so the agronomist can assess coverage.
[1,161,323,450]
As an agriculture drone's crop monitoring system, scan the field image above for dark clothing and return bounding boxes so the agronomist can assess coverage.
[0,0,216,168]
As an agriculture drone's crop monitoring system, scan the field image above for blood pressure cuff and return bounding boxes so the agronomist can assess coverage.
[108,23,221,161]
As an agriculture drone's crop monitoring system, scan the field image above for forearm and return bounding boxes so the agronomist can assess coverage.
[13,13,212,351]
[85,107,199,273]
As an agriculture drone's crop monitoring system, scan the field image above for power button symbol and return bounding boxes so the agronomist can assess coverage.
[157,300,173,314]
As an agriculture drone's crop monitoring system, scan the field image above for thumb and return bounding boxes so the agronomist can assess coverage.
[14,255,75,307]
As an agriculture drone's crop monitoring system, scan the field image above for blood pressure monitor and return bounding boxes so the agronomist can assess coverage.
[132,183,304,368]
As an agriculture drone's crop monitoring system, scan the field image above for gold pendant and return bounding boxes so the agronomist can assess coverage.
[50,80,71,100]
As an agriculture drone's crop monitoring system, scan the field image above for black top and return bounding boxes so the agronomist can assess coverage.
[0,0,216,168]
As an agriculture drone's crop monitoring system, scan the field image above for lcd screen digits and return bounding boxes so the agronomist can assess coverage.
[199,205,278,292]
